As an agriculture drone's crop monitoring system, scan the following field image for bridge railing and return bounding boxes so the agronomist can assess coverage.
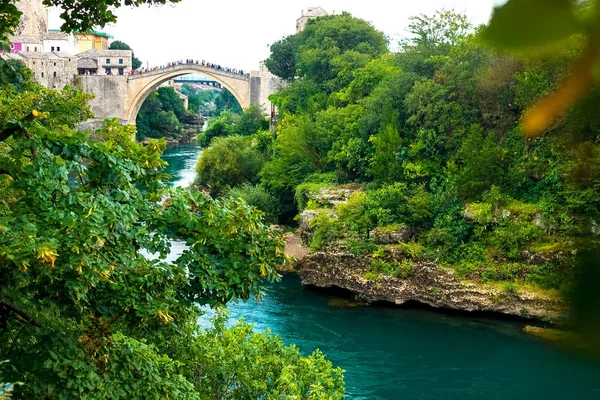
[129,62,250,81]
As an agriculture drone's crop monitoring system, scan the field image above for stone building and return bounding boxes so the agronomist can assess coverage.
[3,51,77,89]
[296,7,328,33]
[76,49,133,76]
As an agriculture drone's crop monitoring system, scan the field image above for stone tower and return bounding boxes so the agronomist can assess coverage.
[13,0,49,38]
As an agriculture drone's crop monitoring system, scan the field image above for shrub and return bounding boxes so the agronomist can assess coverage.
[336,192,372,237]
[364,183,408,226]
[226,184,279,224]
[342,238,377,255]
[465,202,494,225]
[195,136,264,196]
[489,221,543,259]
[309,212,342,251]
[396,241,425,259]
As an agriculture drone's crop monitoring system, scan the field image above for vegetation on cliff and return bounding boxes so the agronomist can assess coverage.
[196,5,600,300]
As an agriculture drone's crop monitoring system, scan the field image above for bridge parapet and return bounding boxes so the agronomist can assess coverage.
[129,63,249,82]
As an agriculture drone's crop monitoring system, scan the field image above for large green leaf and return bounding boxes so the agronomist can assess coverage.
[483,0,581,49]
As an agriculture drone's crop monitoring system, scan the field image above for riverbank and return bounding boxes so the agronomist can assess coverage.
[283,232,567,325]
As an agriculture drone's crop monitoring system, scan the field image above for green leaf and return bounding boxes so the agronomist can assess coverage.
[483,0,581,49]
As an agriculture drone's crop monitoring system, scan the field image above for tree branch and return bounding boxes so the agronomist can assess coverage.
[0,300,41,327]
[0,111,38,143]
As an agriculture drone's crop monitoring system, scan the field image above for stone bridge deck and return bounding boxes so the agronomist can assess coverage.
[128,63,250,82]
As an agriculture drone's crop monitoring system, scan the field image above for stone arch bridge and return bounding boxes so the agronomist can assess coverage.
[78,63,281,126]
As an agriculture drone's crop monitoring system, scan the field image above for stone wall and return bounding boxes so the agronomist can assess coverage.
[250,61,284,112]
[78,75,129,122]
[14,0,48,38]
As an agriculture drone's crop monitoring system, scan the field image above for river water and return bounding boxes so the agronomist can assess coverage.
[162,143,600,400]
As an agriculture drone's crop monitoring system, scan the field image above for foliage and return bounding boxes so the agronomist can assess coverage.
[214,88,242,115]
[308,212,342,251]
[0,66,343,397]
[195,135,264,196]
[180,84,218,116]
[198,111,235,147]
[108,40,142,69]
[136,87,201,142]
[0,1,180,42]
[225,183,279,224]
[233,104,269,136]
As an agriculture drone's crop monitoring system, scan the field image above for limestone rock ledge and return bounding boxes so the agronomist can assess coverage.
[297,251,567,325]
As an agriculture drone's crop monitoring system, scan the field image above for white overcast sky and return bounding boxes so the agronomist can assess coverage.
[49,0,503,72]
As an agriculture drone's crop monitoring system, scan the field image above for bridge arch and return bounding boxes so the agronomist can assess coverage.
[125,64,251,124]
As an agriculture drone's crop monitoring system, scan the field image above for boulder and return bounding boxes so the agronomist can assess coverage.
[369,225,411,245]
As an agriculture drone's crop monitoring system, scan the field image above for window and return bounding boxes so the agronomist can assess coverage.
[34,47,37,52]
[119,59,123,64]
[41,72,44,77]
[10,43,14,49]
[53,71,57,77]
[118,68,124,75]
[106,58,111,64]
[57,46,60,51]
[51,46,54,51]
[105,67,111,75]
[54,62,56,66]
[26,46,29,51]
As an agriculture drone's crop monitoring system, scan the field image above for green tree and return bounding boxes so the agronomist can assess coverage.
[233,104,269,136]
[198,111,236,147]
[0,69,344,398]
[265,35,298,80]
[108,40,142,69]
[214,88,242,115]
[196,135,264,195]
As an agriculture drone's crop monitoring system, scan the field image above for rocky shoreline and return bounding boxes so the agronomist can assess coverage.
[283,234,568,325]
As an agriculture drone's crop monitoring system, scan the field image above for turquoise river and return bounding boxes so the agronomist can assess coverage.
[162,143,600,400]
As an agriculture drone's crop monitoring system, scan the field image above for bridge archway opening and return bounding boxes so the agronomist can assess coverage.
[126,66,250,124]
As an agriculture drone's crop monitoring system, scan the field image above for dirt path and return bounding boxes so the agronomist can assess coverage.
[284,232,309,261]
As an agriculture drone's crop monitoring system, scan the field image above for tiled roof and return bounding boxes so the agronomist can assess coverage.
[78,57,98,69]
[9,35,43,44]
[76,49,132,58]
[44,31,70,40]
[16,51,63,60]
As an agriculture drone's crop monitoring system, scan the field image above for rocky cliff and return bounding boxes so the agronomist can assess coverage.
[295,249,567,325]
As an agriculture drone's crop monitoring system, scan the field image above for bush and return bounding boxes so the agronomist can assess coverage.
[465,202,494,225]
[225,184,279,224]
[233,105,270,136]
[364,183,408,226]
[309,212,342,251]
[489,221,542,259]
[336,192,372,237]
[196,136,264,196]
[198,112,236,147]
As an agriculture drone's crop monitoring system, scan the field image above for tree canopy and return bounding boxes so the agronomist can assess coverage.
[0,2,345,397]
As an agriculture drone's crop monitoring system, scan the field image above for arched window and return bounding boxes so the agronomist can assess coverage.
[41,72,44,78]
[34,47,37,52]
[53,71,57,77]
[26,46,29,51]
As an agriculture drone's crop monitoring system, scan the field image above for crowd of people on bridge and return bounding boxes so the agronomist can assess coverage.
[132,59,248,76]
